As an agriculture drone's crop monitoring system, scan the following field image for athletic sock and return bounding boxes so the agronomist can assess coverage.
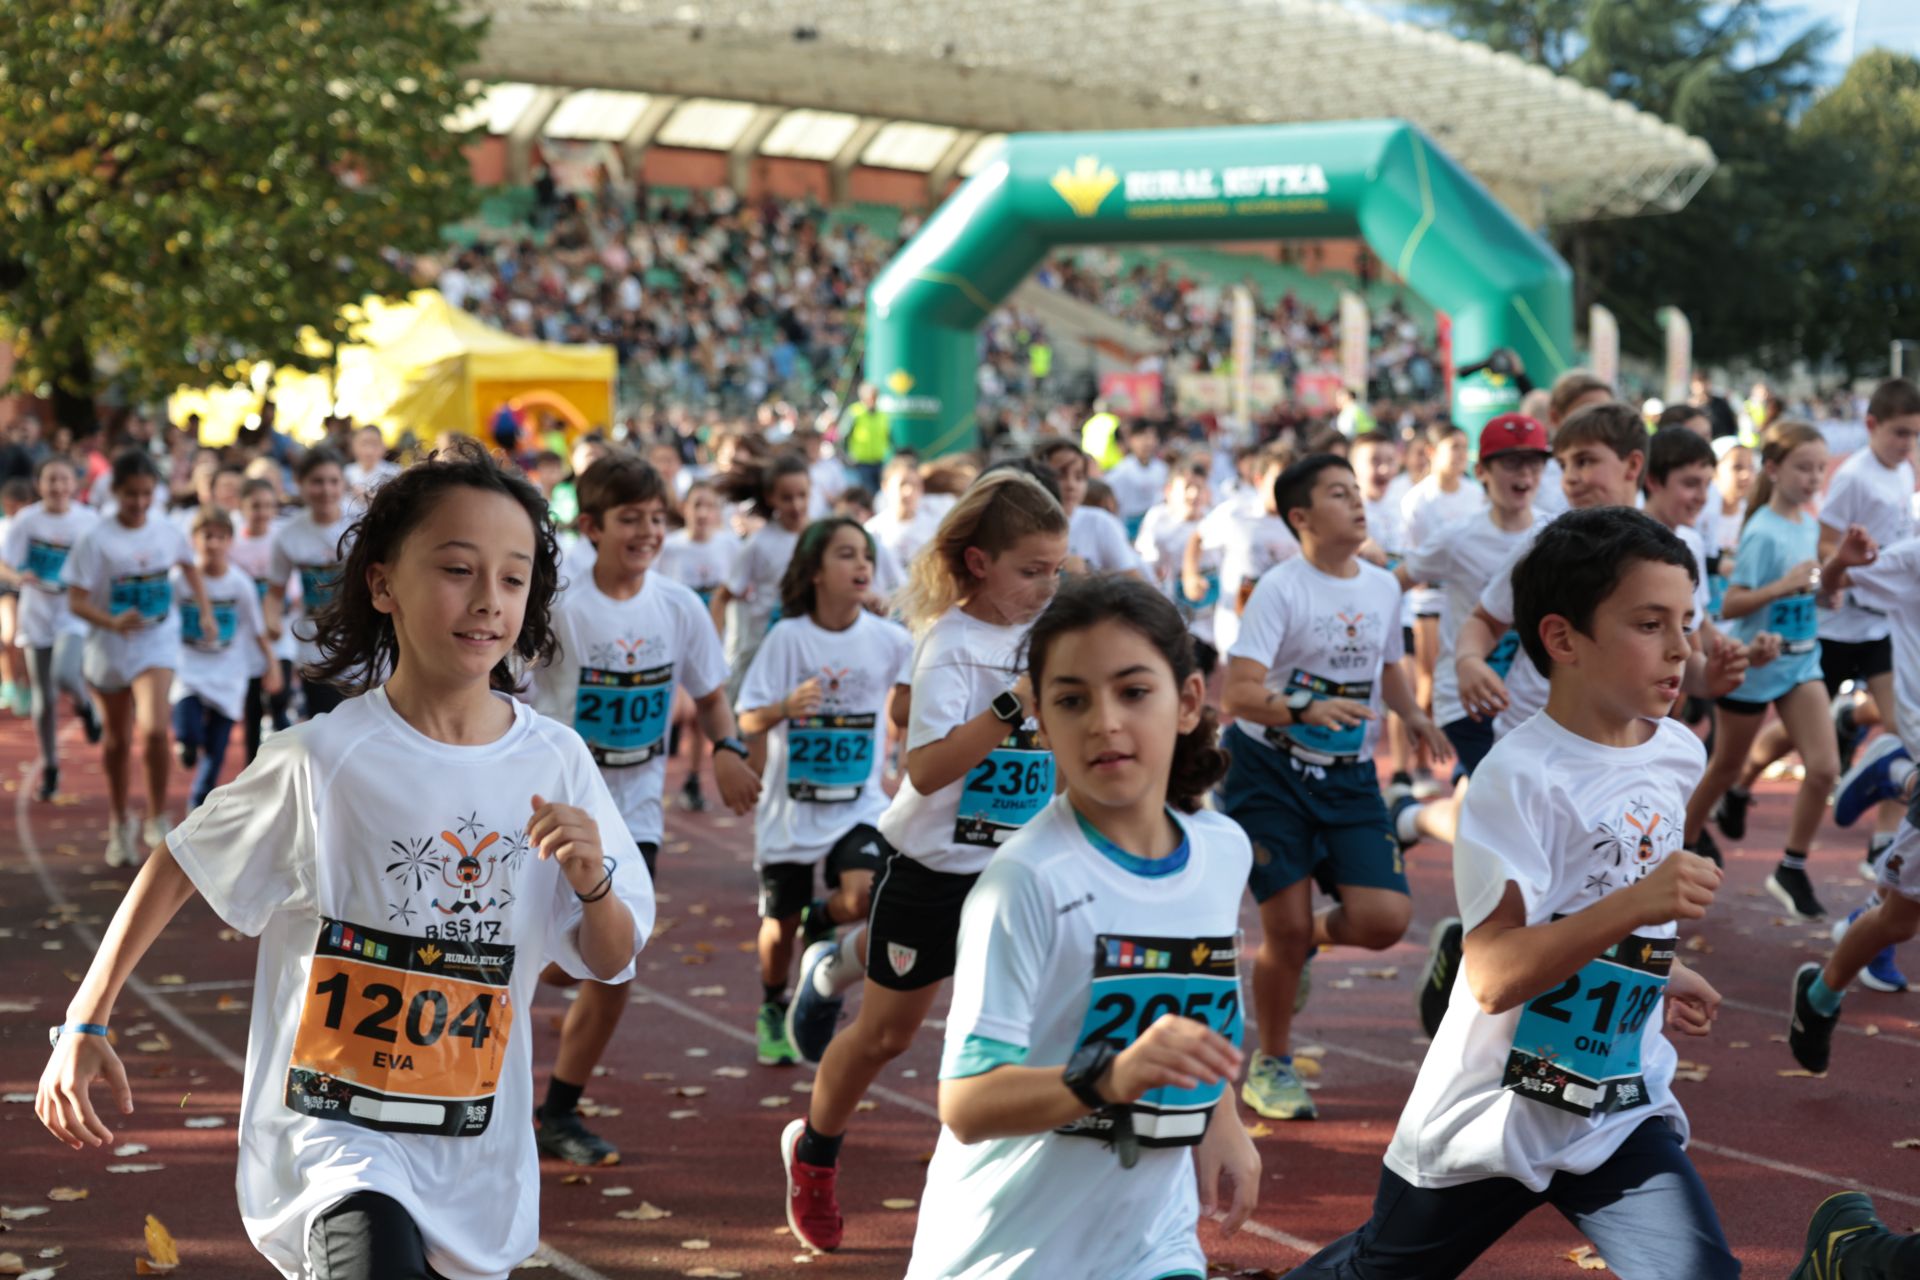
[1781,848,1809,872]
[1395,801,1424,845]
[823,924,867,996]
[1808,974,1845,1017]
[1870,832,1896,857]
[540,1076,584,1119]
[1728,785,1751,802]
[795,1120,843,1167]
[762,984,788,1007]
[1891,757,1917,792]
[1839,1225,1920,1277]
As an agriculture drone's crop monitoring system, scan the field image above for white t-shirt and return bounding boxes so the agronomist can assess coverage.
[656,529,739,611]
[1534,459,1570,517]
[1406,510,1543,729]
[724,522,801,669]
[865,506,939,573]
[531,572,728,845]
[1818,449,1916,644]
[1365,493,1416,631]
[171,564,267,722]
[1106,455,1169,523]
[1230,556,1406,765]
[64,515,196,676]
[1478,531,1551,740]
[343,459,402,502]
[879,610,1049,875]
[1384,713,1700,1192]
[1068,505,1144,575]
[1136,505,1214,646]
[1844,537,1920,754]
[1400,476,1486,616]
[1196,494,1298,654]
[166,689,653,1280]
[4,502,99,648]
[735,613,913,865]
[88,470,171,517]
[1672,523,1712,634]
[268,510,356,668]
[909,798,1251,1280]
[231,521,295,668]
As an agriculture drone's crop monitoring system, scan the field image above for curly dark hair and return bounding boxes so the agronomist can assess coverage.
[304,438,561,696]
[1021,574,1228,814]
[779,517,877,623]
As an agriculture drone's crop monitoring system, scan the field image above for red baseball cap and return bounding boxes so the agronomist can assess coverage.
[1478,413,1550,459]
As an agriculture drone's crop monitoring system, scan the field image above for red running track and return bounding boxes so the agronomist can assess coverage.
[1,717,1916,1278]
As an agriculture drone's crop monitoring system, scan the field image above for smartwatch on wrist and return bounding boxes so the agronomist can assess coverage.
[1062,1039,1118,1110]
[1282,689,1314,725]
[714,735,749,760]
[990,688,1025,724]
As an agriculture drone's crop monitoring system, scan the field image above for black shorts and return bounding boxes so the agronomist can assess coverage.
[1192,638,1218,679]
[757,824,891,920]
[309,1192,447,1280]
[1717,693,1789,716]
[636,840,659,880]
[1821,635,1893,695]
[865,848,978,991]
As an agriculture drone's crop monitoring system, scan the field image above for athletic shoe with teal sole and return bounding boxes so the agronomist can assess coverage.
[1241,1052,1317,1121]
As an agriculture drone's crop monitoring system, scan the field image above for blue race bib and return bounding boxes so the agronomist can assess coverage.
[24,539,70,588]
[574,663,673,767]
[954,727,1053,847]
[1264,669,1373,765]
[1503,928,1671,1118]
[182,598,240,649]
[299,563,342,612]
[1123,513,1146,543]
[1768,592,1817,654]
[1487,628,1523,679]
[1057,933,1243,1148]
[786,711,875,803]
[253,577,272,603]
[108,571,171,624]
[1707,573,1729,620]
[1181,570,1221,614]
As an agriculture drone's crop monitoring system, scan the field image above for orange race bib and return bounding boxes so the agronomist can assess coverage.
[286,918,514,1137]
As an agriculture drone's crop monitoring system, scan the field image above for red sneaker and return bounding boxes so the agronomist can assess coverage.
[780,1117,844,1252]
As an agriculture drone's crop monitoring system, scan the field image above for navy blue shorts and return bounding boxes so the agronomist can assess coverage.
[1217,724,1407,904]
[1442,716,1497,781]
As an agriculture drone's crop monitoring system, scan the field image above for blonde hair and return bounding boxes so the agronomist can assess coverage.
[895,470,1067,634]
[1744,419,1826,527]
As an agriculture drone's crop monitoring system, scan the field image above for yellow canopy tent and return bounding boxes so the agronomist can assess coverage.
[171,290,616,446]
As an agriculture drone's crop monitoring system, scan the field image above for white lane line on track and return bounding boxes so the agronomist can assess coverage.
[1688,1141,1920,1209]
[16,760,618,1280]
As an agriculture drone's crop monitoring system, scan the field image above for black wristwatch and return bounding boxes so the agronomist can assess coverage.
[1063,1039,1118,1111]
[990,687,1025,724]
[1281,689,1314,725]
[714,735,749,760]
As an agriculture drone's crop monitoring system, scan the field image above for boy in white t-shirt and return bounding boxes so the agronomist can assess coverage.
[265,448,355,721]
[1218,455,1451,1123]
[1285,506,1738,1280]
[342,424,401,505]
[1105,421,1170,543]
[527,454,761,1165]
[1185,442,1298,655]
[170,508,280,811]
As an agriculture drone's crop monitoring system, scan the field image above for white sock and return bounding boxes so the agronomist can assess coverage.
[1395,802,1424,845]
[1891,757,1916,791]
[823,924,868,996]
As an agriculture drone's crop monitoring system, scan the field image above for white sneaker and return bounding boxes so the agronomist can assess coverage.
[142,815,167,849]
[104,822,133,868]
[123,817,145,866]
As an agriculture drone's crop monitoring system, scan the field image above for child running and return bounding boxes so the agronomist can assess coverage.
[1106,421,1171,542]
[1136,461,1218,675]
[36,443,655,1280]
[266,447,355,720]
[714,453,812,699]
[1036,438,1145,577]
[780,470,1069,1253]
[658,479,739,813]
[171,508,280,811]
[1219,453,1451,1122]
[1684,421,1876,921]
[1284,507,1739,1280]
[905,574,1259,1280]
[735,518,912,1066]
[527,453,760,1165]
[0,476,34,715]
[64,450,216,867]
[230,477,296,763]
[0,456,101,800]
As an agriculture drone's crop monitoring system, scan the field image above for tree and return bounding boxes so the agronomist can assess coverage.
[0,0,485,431]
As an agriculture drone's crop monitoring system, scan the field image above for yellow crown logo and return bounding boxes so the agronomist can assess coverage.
[417,943,443,967]
[1190,941,1211,967]
[1050,155,1118,218]
[886,369,915,395]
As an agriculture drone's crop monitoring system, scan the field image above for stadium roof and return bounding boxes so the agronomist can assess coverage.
[466,0,1717,223]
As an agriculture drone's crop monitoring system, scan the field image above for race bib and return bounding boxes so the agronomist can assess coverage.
[108,571,171,624]
[1264,670,1372,765]
[1057,933,1243,1148]
[787,711,874,803]
[253,577,272,604]
[181,598,239,649]
[299,563,342,612]
[1503,928,1671,1118]
[954,727,1053,847]
[24,539,70,588]
[287,917,514,1137]
[1768,593,1817,654]
[1182,570,1221,614]
[1707,573,1729,620]
[1123,513,1146,543]
[1487,628,1523,679]
[575,663,672,767]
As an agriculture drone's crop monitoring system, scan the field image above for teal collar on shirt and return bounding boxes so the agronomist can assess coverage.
[1072,805,1190,878]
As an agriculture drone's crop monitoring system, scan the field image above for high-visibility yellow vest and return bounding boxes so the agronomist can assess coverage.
[1081,411,1123,471]
[847,406,891,464]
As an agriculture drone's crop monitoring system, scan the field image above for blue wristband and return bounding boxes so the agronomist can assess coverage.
[66,1023,109,1037]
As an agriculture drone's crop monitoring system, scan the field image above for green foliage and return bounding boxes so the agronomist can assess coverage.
[0,0,485,418]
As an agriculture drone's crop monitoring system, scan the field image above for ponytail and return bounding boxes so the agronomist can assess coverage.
[1743,419,1824,528]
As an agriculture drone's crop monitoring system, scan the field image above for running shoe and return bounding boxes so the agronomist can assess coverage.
[1788,961,1840,1074]
[1713,787,1751,841]
[1417,918,1463,1039]
[534,1108,621,1166]
[76,697,101,744]
[1834,699,1868,774]
[799,898,836,948]
[104,821,134,869]
[177,737,197,769]
[34,764,56,804]
[780,1117,844,1252]
[757,1000,799,1067]
[785,940,845,1066]
[1241,1053,1317,1121]
[678,773,706,813]
[1768,865,1827,921]
[1688,829,1724,868]
[1832,908,1908,993]
[7,683,27,717]
[1861,839,1892,882]
[1788,1191,1883,1280]
[142,815,168,850]
[1835,735,1910,829]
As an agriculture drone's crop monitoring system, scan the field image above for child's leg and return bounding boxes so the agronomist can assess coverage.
[1824,891,1920,996]
[29,647,57,767]
[94,686,134,821]
[270,658,294,730]
[1281,1163,1537,1279]
[1551,1118,1740,1280]
[1735,716,1793,792]
[170,694,201,769]
[757,863,813,995]
[307,1190,445,1280]
[1863,670,1905,844]
[191,705,235,809]
[1685,703,1766,842]
[1252,881,1315,1058]
[130,669,172,821]
[826,867,874,927]
[1315,884,1413,954]
[805,979,941,1140]
[0,596,21,700]
[1775,680,1842,853]
[548,979,631,1103]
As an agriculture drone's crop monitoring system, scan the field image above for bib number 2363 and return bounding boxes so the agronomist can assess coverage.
[1503,928,1671,1117]
[286,918,514,1137]
[954,727,1053,847]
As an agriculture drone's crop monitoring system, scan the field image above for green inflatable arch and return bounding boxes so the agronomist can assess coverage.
[864,120,1573,456]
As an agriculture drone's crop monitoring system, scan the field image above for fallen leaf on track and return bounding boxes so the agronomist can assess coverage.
[882,1198,917,1210]
[759,1095,791,1107]
[108,1165,165,1174]
[560,1174,592,1186]
[1246,1122,1274,1138]
[0,1252,26,1275]
[45,1188,87,1202]
[679,1239,711,1250]
[140,1214,180,1273]
[684,1048,709,1058]
[1354,966,1399,980]
[113,1143,150,1157]
[1894,1138,1920,1150]
[615,1202,672,1221]
[1866,1024,1881,1037]
[1683,936,1711,953]
[154,975,185,986]
[183,1116,225,1128]
[1566,1244,1608,1270]
[712,1067,748,1079]
[1779,1069,1826,1078]
[670,1085,708,1098]
[0,1094,32,1105]
[0,1207,50,1221]
[600,1187,632,1198]
[1293,1057,1322,1080]
[683,1269,742,1278]
[0,1000,38,1013]
[688,985,726,998]
[667,1110,699,1120]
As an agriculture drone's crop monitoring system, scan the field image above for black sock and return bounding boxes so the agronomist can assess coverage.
[763,984,788,1006]
[1781,848,1809,872]
[1841,1226,1920,1278]
[668,722,683,758]
[541,1076,584,1119]
[795,1120,843,1167]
